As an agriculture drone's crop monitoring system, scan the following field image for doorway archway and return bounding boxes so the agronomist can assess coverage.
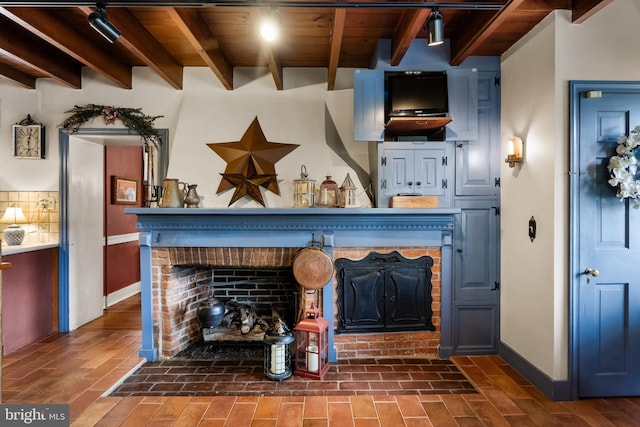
[58,128,168,332]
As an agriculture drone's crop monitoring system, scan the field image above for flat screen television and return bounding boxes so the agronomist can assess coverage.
[386,71,449,117]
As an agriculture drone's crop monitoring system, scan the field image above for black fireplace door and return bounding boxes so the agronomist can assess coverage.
[335,251,435,334]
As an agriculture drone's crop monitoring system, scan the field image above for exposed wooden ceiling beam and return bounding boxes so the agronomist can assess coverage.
[167,7,233,90]
[0,15,81,88]
[327,8,345,91]
[0,6,133,88]
[449,0,526,66]
[572,0,613,23]
[0,61,36,88]
[77,6,183,89]
[391,8,430,66]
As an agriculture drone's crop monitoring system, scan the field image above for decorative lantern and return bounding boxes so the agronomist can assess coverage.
[294,303,330,379]
[293,165,315,208]
[316,174,338,207]
[263,325,295,381]
[338,173,357,208]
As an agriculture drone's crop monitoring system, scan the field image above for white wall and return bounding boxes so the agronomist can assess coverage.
[500,0,640,380]
[0,66,370,208]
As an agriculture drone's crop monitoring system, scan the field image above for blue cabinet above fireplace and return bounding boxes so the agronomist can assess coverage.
[353,68,478,142]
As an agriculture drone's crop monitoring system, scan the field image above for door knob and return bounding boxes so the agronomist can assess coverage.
[584,268,599,277]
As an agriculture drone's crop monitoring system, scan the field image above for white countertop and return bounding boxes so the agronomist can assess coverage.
[1,241,59,256]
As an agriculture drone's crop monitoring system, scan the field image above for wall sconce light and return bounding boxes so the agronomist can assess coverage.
[426,8,444,46]
[505,136,524,167]
[0,206,28,246]
[260,8,280,42]
[88,4,121,43]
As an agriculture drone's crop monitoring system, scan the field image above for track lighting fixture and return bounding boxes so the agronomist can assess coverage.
[426,8,444,46]
[88,4,121,43]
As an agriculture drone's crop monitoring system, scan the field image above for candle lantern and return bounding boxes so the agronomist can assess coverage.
[263,326,295,381]
[293,165,315,208]
[294,303,330,379]
[316,174,338,207]
[338,172,357,208]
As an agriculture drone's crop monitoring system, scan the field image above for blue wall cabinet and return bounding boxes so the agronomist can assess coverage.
[452,199,500,354]
[450,69,501,355]
[376,142,451,208]
[353,55,501,356]
[353,67,477,142]
[446,68,478,142]
[353,69,385,141]
[455,71,500,196]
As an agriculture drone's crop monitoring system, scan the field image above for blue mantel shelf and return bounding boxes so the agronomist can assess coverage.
[126,207,460,361]
[127,207,458,248]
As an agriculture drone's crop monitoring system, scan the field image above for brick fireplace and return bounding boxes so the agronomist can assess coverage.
[128,208,459,361]
[152,245,441,359]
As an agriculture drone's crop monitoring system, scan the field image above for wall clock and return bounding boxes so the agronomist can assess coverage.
[12,115,45,159]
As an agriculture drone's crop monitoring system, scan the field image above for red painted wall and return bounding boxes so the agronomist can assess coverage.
[104,146,143,295]
[2,248,56,355]
[105,146,143,236]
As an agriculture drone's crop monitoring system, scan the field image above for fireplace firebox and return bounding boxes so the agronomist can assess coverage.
[196,267,301,343]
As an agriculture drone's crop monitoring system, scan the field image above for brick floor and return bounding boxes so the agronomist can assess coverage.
[110,357,477,397]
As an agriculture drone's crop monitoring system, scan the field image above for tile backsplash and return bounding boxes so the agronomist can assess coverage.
[0,191,59,245]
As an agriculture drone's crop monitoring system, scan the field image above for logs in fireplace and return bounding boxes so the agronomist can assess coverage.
[196,267,302,344]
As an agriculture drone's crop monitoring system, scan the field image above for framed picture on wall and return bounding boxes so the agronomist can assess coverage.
[111,176,138,205]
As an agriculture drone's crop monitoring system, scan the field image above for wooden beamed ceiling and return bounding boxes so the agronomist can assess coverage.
[0,0,611,90]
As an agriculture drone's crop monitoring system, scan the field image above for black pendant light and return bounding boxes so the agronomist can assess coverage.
[88,4,121,43]
[427,8,444,46]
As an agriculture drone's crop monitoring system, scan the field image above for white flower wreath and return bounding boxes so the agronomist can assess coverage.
[608,125,640,209]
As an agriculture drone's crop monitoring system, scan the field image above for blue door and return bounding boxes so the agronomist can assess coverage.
[575,86,640,396]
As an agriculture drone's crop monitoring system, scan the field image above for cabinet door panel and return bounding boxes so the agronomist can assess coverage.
[353,69,385,141]
[383,149,414,196]
[446,68,478,141]
[381,148,446,200]
[415,150,445,196]
[452,200,500,354]
[455,71,500,196]
[453,306,498,354]
[454,204,499,302]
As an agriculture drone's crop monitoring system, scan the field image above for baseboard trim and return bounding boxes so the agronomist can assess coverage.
[105,282,141,308]
[499,341,574,401]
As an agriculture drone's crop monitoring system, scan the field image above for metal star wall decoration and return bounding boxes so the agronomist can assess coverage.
[208,117,299,205]
[220,161,277,207]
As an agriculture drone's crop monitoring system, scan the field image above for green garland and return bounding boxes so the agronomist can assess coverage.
[60,104,163,142]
